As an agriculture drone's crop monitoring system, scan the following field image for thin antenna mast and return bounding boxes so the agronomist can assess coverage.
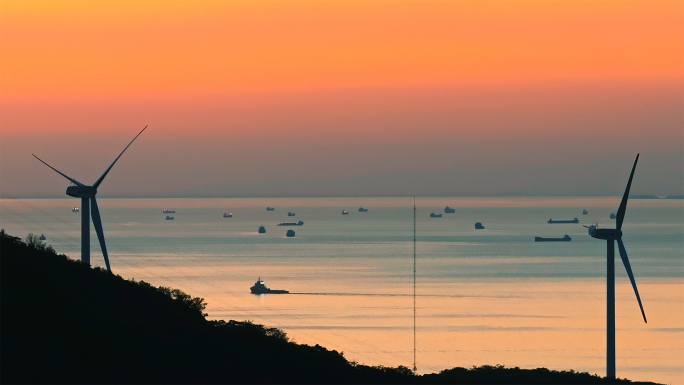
[413,196,417,372]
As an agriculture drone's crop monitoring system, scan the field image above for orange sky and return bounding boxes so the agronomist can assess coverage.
[1,0,682,101]
[0,0,682,197]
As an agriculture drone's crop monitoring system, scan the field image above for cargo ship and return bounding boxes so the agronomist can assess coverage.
[278,220,304,226]
[547,218,579,224]
[535,234,571,242]
[250,277,289,294]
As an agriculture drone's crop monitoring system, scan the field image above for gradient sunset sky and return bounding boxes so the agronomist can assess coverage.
[1,0,682,197]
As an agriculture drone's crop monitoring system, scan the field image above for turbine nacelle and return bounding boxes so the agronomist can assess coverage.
[66,185,97,198]
[590,228,622,240]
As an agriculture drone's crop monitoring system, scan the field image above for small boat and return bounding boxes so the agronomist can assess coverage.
[342,210,349,215]
[39,234,46,241]
[163,208,176,214]
[535,234,572,242]
[250,277,289,294]
[582,209,588,215]
[430,213,442,218]
[610,212,616,219]
[278,220,304,226]
[286,229,295,237]
[72,207,79,212]
[547,218,579,224]
[223,212,233,218]
[266,207,275,211]
[475,222,485,229]
[444,206,456,214]
[258,225,266,234]
[358,207,368,212]
[287,212,295,216]
[166,216,174,220]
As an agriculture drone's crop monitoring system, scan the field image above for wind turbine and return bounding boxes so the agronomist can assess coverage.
[586,154,646,378]
[32,126,148,273]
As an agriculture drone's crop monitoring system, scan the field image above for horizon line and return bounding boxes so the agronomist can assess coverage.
[1,193,679,200]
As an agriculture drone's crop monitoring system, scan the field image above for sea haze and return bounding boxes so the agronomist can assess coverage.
[0,197,681,384]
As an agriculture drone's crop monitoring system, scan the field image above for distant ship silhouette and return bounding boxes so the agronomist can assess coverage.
[278,220,304,226]
[535,234,571,242]
[547,218,579,224]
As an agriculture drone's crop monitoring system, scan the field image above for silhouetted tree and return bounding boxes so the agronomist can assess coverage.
[24,232,55,254]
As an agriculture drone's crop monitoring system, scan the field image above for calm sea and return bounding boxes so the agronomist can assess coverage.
[1,197,682,384]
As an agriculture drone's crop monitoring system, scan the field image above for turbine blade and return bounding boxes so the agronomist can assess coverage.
[616,154,639,230]
[90,197,111,273]
[32,154,85,186]
[92,125,148,188]
[617,238,646,323]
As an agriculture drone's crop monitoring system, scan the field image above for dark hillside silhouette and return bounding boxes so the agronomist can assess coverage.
[0,230,660,384]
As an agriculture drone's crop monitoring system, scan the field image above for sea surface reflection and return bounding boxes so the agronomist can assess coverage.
[1,197,681,384]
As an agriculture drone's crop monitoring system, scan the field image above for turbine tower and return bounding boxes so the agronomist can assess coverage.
[587,154,646,378]
[32,126,148,273]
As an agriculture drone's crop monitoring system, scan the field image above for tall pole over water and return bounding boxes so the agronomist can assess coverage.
[413,196,417,372]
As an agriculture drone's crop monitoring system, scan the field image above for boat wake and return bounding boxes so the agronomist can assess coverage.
[289,292,512,298]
